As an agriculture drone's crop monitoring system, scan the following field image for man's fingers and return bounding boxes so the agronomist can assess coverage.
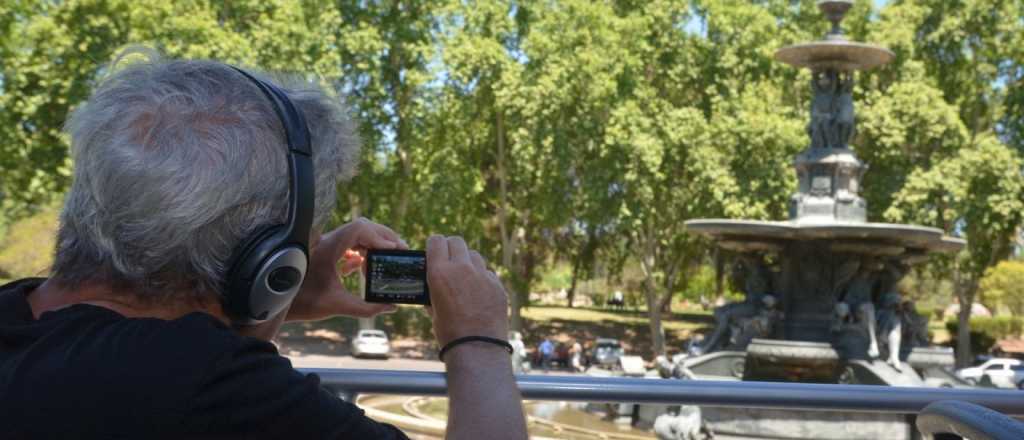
[447,236,470,263]
[427,235,448,264]
[339,252,363,276]
[470,251,487,271]
[358,219,407,250]
[357,229,400,250]
[323,219,407,261]
[372,223,409,250]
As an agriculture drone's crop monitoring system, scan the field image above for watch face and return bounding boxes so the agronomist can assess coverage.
[365,250,430,305]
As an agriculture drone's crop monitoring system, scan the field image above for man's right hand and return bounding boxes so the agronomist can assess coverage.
[425,235,527,440]
[425,235,509,347]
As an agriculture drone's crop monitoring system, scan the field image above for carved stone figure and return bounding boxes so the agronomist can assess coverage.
[808,71,838,149]
[691,257,771,355]
[834,72,855,149]
[839,258,882,358]
[901,300,930,348]
[832,302,871,358]
[877,260,908,302]
[730,295,783,349]
[654,405,704,440]
[876,292,903,371]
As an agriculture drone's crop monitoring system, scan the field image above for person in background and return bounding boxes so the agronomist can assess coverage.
[539,338,555,372]
[509,331,527,374]
[570,339,584,373]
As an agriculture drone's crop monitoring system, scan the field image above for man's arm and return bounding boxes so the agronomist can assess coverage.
[444,343,527,440]
[426,235,528,440]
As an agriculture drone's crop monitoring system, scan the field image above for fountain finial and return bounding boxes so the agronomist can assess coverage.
[818,1,853,39]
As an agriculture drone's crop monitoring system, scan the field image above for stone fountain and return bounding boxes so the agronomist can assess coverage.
[657,2,969,438]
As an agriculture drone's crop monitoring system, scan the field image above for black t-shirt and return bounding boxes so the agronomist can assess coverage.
[0,278,409,439]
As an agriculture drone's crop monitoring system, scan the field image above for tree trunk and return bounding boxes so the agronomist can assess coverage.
[955,281,978,368]
[659,288,673,314]
[495,108,522,331]
[567,255,581,308]
[638,230,665,357]
[714,249,725,302]
[644,277,666,357]
[387,38,412,232]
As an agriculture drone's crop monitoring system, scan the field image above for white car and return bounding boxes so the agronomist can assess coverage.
[956,358,1024,388]
[351,329,390,359]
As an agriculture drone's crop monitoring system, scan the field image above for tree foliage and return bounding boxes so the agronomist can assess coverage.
[1,0,1022,357]
[979,260,1024,316]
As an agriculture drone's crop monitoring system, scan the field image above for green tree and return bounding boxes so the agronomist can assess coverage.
[887,138,1024,366]
[979,260,1024,316]
[0,0,345,220]
[332,0,437,233]
[870,0,1024,367]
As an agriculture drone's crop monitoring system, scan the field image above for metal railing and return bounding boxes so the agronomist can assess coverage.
[304,368,1024,416]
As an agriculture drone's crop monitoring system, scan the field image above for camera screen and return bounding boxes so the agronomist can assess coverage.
[366,251,429,305]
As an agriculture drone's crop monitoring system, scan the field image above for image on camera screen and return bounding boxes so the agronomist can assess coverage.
[367,252,428,304]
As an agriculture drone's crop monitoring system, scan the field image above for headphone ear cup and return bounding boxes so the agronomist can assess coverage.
[224,226,307,324]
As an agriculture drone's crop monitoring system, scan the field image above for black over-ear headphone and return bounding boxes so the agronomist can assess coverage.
[223,67,315,325]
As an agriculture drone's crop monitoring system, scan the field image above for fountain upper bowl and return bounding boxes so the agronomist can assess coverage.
[685,218,965,256]
[775,40,895,71]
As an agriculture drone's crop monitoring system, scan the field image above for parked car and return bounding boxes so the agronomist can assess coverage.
[956,357,1021,387]
[590,338,624,368]
[351,329,390,359]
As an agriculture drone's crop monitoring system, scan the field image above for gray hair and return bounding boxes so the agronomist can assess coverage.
[51,53,360,301]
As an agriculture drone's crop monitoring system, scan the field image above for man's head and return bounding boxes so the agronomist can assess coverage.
[51,53,360,303]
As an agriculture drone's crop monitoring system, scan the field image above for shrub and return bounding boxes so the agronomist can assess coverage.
[0,206,59,280]
[946,316,1024,354]
[980,260,1024,315]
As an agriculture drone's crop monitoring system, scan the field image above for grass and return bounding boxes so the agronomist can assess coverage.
[929,321,951,344]
[522,305,709,332]
[520,305,714,358]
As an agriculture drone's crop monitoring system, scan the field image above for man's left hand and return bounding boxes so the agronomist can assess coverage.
[286,218,406,322]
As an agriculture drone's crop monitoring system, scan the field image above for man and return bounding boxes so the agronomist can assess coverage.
[509,331,526,374]
[0,55,527,439]
[570,339,584,373]
[539,338,554,372]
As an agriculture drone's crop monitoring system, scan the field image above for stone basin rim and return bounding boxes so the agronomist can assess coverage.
[775,41,895,71]
[685,219,965,252]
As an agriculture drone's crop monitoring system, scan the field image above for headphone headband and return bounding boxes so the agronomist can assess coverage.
[223,66,316,324]
[229,67,314,245]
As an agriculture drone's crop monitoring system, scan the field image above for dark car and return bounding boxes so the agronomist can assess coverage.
[590,338,624,368]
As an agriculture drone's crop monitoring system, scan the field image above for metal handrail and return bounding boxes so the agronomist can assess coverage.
[916,400,1024,440]
[304,368,1024,416]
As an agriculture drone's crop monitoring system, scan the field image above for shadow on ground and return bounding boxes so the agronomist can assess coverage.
[521,306,715,359]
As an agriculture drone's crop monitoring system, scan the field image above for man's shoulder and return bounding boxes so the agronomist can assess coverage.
[104,310,283,382]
